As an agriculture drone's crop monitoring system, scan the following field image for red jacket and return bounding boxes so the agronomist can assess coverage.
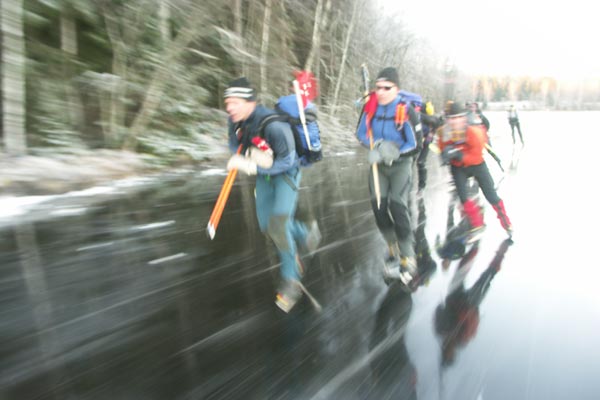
[438,125,486,167]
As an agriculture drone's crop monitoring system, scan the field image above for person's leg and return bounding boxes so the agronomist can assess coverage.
[289,218,321,254]
[453,165,484,229]
[368,164,395,249]
[471,163,512,232]
[387,158,415,259]
[381,158,420,285]
[510,121,516,143]
[286,173,308,247]
[516,121,524,144]
[492,199,512,232]
[471,163,500,205]
[268,169,303,282]
[255,175,274,234]
[268,169,307,313]
[450,165,469,204]
[288,180,321,254]
[416,146,429,191]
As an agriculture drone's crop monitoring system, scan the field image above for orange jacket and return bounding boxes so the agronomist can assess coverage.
[438,125,486,167]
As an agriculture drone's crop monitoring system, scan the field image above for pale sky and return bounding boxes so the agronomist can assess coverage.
[381,0,599,80]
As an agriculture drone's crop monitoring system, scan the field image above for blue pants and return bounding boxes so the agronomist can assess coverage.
[255,168,307,281]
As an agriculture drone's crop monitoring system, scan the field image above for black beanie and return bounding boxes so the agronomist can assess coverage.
[376,67,400,87]
[446,101,467,117]
[224,77,256,101]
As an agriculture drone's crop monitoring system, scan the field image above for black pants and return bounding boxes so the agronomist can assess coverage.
[450,163,500,205]
[509,119,524,143]
[416,144,430,190]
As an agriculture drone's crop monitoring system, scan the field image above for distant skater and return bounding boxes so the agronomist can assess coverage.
[507,105,524,145]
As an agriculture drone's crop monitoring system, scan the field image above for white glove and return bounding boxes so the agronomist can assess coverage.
[247,147,273,169]
[227,154,257,175]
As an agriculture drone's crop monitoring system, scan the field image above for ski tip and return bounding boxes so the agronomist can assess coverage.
[206,224,216,240]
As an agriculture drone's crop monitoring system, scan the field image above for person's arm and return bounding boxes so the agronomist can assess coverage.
[355,110,370,148]
[397,105,420,154]
[481,114,490,131]
[259,121,296,175]
[228,120,240,153]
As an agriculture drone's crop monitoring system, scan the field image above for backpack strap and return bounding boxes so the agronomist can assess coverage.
[395,102,409,142]
[257,114,287,138]
[395,102,408,126]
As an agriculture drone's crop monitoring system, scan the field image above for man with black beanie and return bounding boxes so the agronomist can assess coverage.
[223,77,320,313]
[356,66,422,286]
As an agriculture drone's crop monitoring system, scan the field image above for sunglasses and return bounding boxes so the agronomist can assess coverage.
[375,85,394,91]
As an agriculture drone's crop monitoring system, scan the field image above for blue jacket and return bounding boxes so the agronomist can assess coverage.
[356,95,420,156]
[228,105,298,175]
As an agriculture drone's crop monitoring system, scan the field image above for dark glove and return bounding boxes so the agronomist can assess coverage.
[367,148,382,164]
[441,146,463,165]
[377,140,401,165]
[368,140,401,165]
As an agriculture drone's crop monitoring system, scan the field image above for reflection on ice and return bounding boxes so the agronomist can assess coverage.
[50,207,88,216]
[148,252,187,265]
[76,242,115,252]
[130,220,176,231]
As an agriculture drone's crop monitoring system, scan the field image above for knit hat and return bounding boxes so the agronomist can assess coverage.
[224,77,256,101]
[446,101,467,117]
[375,67,399,87]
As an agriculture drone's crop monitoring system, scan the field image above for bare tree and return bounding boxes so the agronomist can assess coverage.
[329,0,359,116]
[60,6,85,137]
[259,0,272,98]
[159,0,171,43]
[304,0,331,71]
[231,0,247,76]
[118,2,219,150]
[1,0,26,155]
[102,5,129,146]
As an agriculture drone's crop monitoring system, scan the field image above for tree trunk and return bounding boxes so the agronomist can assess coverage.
[259,0,272,98]
[60,13,84,138]
[1,0,26,155]
[103,9,128,147]
[329,0,359,116]
[159,0,170,43]
[124,5,207,150]
[303,0,324,72]
[232,0,247,76]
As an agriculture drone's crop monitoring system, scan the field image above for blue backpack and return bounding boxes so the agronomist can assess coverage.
[399,90,425,150]
[398,90,423,112]
[274,95,322,166]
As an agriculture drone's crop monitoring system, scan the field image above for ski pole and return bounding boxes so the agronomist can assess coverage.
[207,145,242,240]
[361,63,381,209]
[368,128,382,209]
[293,79,313,151]
[485,144,504,172]
[298,281,322,313]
